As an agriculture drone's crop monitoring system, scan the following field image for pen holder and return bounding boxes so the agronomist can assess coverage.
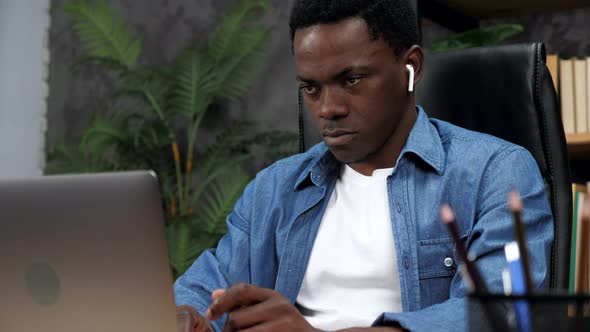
[468,292,590,332]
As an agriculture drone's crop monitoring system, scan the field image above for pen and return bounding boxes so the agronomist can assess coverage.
[505,241,532,332]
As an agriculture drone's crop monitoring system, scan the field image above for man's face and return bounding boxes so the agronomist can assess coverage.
[294,18,413,166]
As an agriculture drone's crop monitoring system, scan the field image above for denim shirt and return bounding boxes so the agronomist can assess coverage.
[174,106,554,332]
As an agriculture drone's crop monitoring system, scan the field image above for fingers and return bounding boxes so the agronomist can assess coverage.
[212,289,226,301]
[195,318,215,332]
[177,317,193,332]
[176,306,197,332]
[207,283,277,321]
[235,318,292,332]
[222,295,293,332]
[176,305,214,332]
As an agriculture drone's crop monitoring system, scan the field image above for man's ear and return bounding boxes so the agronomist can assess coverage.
[404,45,424,88]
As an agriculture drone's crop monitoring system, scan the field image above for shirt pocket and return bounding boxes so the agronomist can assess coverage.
[417,237,457,307]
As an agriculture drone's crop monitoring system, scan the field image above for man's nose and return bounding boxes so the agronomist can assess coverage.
[318,87,348,119]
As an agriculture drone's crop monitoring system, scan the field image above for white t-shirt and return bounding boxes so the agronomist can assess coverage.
[295,164,402,330]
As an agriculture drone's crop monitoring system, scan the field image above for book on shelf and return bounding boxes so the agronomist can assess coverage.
[552,53,590,137]
[570,183,589,293]
[546,53,559,91]
[574,59,588,133]
[559,58,576,134]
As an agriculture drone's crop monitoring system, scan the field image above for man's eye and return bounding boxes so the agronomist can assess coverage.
[345,77,361,87]
[302,85,318,95]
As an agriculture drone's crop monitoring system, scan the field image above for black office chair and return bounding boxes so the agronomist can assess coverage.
[298,42,572,290]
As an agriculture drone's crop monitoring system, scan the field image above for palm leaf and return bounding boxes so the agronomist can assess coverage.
[70,54,129,72]
[167,219,222,278]
[111,114,175,171]
[197,121,251,174]
[209,27,270,99]
[195,168,250,234]
[189,154,251,208]
[119,66,173,119]
[166,220,193,277]
[124,113,173,149]
[250,130,299,164]
[46,140,117,174]
[206,0,270,99]
[82,113,128,151]
[209,0,268,62]
[169,49,215,118]
[188,121,253,205]
[159,172,175,209]
[63,0,142,68]
[430,24,523,52]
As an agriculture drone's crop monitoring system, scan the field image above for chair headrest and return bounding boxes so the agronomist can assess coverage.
[416,43,561,177]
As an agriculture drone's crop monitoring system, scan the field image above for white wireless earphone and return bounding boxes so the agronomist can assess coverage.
[406,64,415,93]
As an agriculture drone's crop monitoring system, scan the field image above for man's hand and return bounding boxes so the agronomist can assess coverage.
[205,283,403,332]
[339,328,404,332]
[206,283,320,332]
[177,305,214,332]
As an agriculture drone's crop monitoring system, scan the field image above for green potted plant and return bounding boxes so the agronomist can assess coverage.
[429,23,524,52]
[48,0,296,278]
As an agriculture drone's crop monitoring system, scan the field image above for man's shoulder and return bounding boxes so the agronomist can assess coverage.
[253,142,328,186]
[431,118,529,157]
[428,118,542,198]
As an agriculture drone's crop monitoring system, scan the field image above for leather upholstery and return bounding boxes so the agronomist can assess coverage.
[299,43,572,290]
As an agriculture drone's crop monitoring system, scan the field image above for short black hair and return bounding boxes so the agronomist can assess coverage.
[289,0,419,56]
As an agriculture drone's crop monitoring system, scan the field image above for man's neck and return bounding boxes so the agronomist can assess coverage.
[348,105,418,176]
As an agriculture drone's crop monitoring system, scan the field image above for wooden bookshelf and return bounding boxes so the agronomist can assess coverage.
[567,133,590,160]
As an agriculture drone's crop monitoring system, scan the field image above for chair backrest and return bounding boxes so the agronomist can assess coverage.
[299,42,572,289]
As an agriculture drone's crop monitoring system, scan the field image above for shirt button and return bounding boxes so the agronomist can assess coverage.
[404,257,410,269]
[397,203,401,213]
[444,257,454,268]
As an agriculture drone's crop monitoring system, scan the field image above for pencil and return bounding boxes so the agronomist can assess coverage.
[440,204,487,292]
[509,190,535,293]
[440,204,510,332]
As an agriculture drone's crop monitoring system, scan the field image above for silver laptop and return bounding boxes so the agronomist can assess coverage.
[0,171,178,332]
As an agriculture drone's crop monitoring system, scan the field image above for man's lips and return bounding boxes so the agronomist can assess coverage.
[322,129,357,146]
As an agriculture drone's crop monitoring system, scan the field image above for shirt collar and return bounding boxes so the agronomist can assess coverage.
[294,105,445,190]
[399,105,446,175]
[294,146,339,190]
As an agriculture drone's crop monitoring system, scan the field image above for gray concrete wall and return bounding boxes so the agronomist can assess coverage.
[48,1,590,170]
[421,7,590,57]
[47,0,299,160]
[482,8,590,57]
